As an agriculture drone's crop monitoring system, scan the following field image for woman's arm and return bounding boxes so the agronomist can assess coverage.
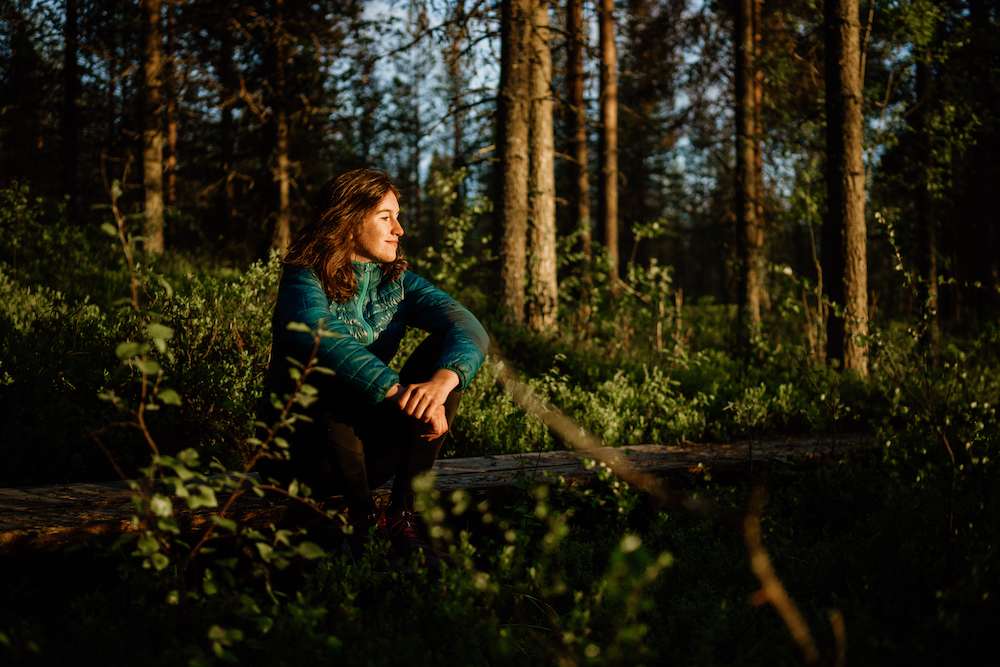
[275,267,400,402]
[399,271,489,391]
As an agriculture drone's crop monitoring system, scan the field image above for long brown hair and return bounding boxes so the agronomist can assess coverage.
[284,169,408,302]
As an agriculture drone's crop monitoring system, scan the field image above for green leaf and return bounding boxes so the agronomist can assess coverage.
[298,541,324,560]
[255,542,274,561]
[116,341,150,360]
[150,494,173,518]
[157,517,181,534]
[210,516,238,533]
[101,222,118,237]
[150,552,171,571]
[178,448,200,468]
[286,321,312,333]
[187,485,218,510]
[297,393,319,409]
[158,388,181,405]
[110,180,123,201]
[158,275,174,298]
[134,359,161,375]
[136,532,160,556]
[148,322,174,353]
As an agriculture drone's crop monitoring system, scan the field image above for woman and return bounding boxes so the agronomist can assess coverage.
[256,169,488,566]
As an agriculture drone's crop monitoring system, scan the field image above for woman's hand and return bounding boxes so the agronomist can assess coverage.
[421,404,450,439]
[385,368,460,424]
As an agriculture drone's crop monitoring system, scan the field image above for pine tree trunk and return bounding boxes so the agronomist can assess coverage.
[735,0,761,332]
[62,0,79,208]
[497,0,532,325]
[822,0,868,376]
[141,0,165,255]
[165,1,178,211]
[915,56,938,345]
[219,3,237,243]
[567,0,592,320]
[273,0,291,255]
[447,0,468,218]
[449,0,466,175]
[528,0,558,334]
[753,0,766,310]
[598,0,619,287]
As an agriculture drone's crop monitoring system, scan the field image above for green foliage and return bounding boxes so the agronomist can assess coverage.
[0,180,128,305]
[2,181,1000,665]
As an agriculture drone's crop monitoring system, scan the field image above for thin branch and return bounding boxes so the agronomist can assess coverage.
[744,485,822,666]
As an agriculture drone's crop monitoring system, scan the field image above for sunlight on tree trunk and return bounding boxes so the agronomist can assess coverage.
[566,0,592,282]
[273,0,291,256]
[528,0,558,334]
[599,0,619,290]
[141,0,165,255]
[823,0,868,376]
[735,0,762,334]
[498,0,532,326]
[165,1,178,211]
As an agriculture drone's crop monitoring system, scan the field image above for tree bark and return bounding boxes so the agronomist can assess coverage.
[528,0,558,334]
[272,0,291,255]
[598,0,619,288]
[566,0,592,277]
[219,3,238,242]
[497,0,532,325]
[735,0,762,332]
[822,0,868,375]
[448,0,467,176]
[141,0,165,255]
[62,0,79,208]
[164,1,178,211]
[914,55,938,345]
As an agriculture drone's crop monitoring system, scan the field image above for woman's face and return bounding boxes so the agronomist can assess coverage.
[351,191,403,263]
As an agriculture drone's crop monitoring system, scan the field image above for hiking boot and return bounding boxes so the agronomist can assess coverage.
[341,510,399,570]
[385,500,442,569]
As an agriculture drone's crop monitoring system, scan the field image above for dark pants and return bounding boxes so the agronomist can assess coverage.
[256,334,460,516]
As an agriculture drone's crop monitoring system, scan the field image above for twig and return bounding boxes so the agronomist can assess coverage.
[744,484,822,666]
[491,341,842,663]
[491,341,732,524]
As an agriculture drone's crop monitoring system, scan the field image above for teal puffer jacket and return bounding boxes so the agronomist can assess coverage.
[263,262,488,406]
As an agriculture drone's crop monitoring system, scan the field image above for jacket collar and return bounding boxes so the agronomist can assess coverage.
[351,260,383,293]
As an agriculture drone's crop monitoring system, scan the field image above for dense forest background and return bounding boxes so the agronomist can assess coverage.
[3,0,998,335]
[2,2,1000,665]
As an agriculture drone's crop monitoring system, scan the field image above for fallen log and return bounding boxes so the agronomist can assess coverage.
[0,435,869,554]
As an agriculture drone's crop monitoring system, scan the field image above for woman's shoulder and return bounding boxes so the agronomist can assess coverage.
[280,265,326,291]
[398,268,436,290]
[281,264,318,281]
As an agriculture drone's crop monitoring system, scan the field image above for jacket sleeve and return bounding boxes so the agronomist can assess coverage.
[401,271,489,391]
[274,267,400,402]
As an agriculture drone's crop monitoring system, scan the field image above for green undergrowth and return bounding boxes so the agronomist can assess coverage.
[2,183,999,665]
[2,446,997,666]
